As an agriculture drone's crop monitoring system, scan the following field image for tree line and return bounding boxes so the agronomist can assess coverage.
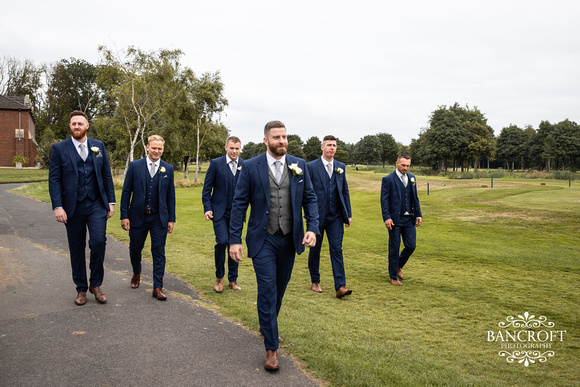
[2,52,578,175]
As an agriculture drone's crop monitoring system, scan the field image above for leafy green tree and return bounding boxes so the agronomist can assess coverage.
[288,139,306,159]
[303,136,321,161]
[334,138,349,164]
[240,141,266,159]
[0,56,44,110]
[354,135,381,168]
[551,119,580,170]
[528,121,553,170]
[496,124,527,170]
[376,132,399,168]
[424,107,468,171]
[287,134,304,148]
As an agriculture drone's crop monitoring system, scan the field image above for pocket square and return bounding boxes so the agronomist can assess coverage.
[163,175,168,178]
[298,179,303,183]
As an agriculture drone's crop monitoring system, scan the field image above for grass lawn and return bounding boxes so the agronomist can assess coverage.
[0,167,48,183]
[10,168,580,386]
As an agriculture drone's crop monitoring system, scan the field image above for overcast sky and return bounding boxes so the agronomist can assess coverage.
[2,0,579,145]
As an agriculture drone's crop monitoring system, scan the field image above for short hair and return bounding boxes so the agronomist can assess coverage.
[70,110,88,121]
[148,135,165,144]
[398,153,411,161]
[264,120,286,137]
[322,135,337,143]
[226,136,241,146]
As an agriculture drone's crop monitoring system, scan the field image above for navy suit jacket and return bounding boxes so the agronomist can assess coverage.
[120,157,176,228]
[381,171,422,225]
[202,155,244,221]
[49,137,115,216]
[229,153,319,258]
[306,158,352,226]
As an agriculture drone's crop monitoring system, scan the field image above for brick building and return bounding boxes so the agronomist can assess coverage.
[0,95,37,167]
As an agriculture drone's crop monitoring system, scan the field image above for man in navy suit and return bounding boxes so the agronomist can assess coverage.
[49,111,116,306]
[381,154,422,286]
[307,135,353,298]
[120,135,176,300]
[202,136,244,293]
[229,120,319,371]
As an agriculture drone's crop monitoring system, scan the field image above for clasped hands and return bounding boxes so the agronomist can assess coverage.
[229,231,317,264]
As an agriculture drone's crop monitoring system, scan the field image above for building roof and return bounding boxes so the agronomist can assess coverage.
[0,95,32,110]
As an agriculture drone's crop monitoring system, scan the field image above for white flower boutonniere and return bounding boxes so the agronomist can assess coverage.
[90,146,102,158]
[335,167,344,174]
[237,166,242,171]
[288,163,303,176]
[410,176,416,185]
[159,166,166,174]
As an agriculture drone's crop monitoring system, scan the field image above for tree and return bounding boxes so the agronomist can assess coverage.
[551,119,580,170]
[288,139,306,159]
[496,125,527,170]
[334,138,349,164]
[0,56,44,110]
[97,46,186,174]
[376,132,399,168]
[354,135,381,168]
[240,141,266,159]
[303,136,322,161]
[424,107,469,171]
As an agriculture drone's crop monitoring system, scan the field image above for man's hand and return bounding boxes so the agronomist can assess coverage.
[302,231,316,247]
[229,244,244,263]
[121,219,130,231]
[204,211,213,220]
[385,219,394,230]
[167,222,174,233]
[415,217,422,227]
[54,207,67,224]
[107,204,115,219]
[345,218,352,227]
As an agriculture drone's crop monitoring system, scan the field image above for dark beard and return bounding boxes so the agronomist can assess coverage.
[268,142,287,157]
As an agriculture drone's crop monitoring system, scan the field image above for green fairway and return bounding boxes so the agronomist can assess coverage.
[12,170,579,386]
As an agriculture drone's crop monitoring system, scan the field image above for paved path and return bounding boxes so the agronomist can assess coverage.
[0,184,319,386]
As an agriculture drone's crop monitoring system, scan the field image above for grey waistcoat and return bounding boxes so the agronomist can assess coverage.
[267,163,293,235]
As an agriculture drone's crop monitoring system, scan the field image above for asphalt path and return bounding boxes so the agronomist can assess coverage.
[0,184,319,386]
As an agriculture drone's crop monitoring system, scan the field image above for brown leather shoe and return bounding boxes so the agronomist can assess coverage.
[214,278,224,293]
[88,286,107,303]
[311,283,322,293]
[389,278,403,286]
[259,327,283,342]
[152,288,167,300]
[335,286,353,298]
[397,269,404,280]
[264,350,280,370]
[228,281,241,290]
[75,291,86,306]
[131,274,140,289]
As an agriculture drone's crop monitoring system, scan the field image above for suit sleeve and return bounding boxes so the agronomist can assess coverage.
[229,164,250,245]
[342,167,352,219]
[48,143,63,209]
[168,165,176,222]
[120,163,134,220]
[201,160,216,213]
[412,174,422,218]
[100,144,116,204]
[381,176,391,222]
[302,162,319,235]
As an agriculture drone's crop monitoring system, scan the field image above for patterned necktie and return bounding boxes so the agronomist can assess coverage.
[326,162,333,178]
[402,174,408,187]
[150,162,156,178]
[230,160,237,175]
[79,143,87,161]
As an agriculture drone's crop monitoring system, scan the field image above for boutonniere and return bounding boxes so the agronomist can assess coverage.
[91,146,102,158]
[288,163,303,176]
[335,167,344,174]
[159,166,166,174]
[410,176,416,185]
[237,166,242,171]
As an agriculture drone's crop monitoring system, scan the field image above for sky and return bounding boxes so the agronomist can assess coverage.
[2,0,579,146]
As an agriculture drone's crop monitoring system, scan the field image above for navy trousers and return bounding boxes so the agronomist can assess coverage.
[252,232,295,351]
[307,216,347,291]
[64,198,108,292]
[212,212,239,282]
[129,213,167,289]
[387,215,416,280]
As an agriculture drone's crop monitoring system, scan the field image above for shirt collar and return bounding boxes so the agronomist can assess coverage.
[266,152,285,168]
[147,156,160,169]
[71,137,87,148]
[321,156,333,168]
[395,169,406,180]
[226,155,237,165]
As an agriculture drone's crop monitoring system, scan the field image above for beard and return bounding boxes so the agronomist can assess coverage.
[268,141,287,157]
[71,128,88,140]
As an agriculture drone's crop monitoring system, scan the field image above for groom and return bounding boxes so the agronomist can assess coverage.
[229,120,319,371]
[49,110,116,305]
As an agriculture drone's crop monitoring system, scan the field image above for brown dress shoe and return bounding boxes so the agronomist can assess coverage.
[397,269,404,280]
[311,283,322,293]
[336,286,353,298]
[131,274,141,289]
[264,350,280,370]
[214,278,224,293]
[152,288,167,300]
[389,278,403,286]
[88,286,107,303]
[75,291,86,306]
[228,281,242,290]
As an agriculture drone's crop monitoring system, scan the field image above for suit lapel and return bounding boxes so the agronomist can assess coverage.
[222,156,230,194]
[258,154,270,208]
[141,158,148,194]
[66,138,79,176]
[317,159,329,194]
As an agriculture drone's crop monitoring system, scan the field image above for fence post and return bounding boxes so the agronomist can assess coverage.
[491,177,494,188]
